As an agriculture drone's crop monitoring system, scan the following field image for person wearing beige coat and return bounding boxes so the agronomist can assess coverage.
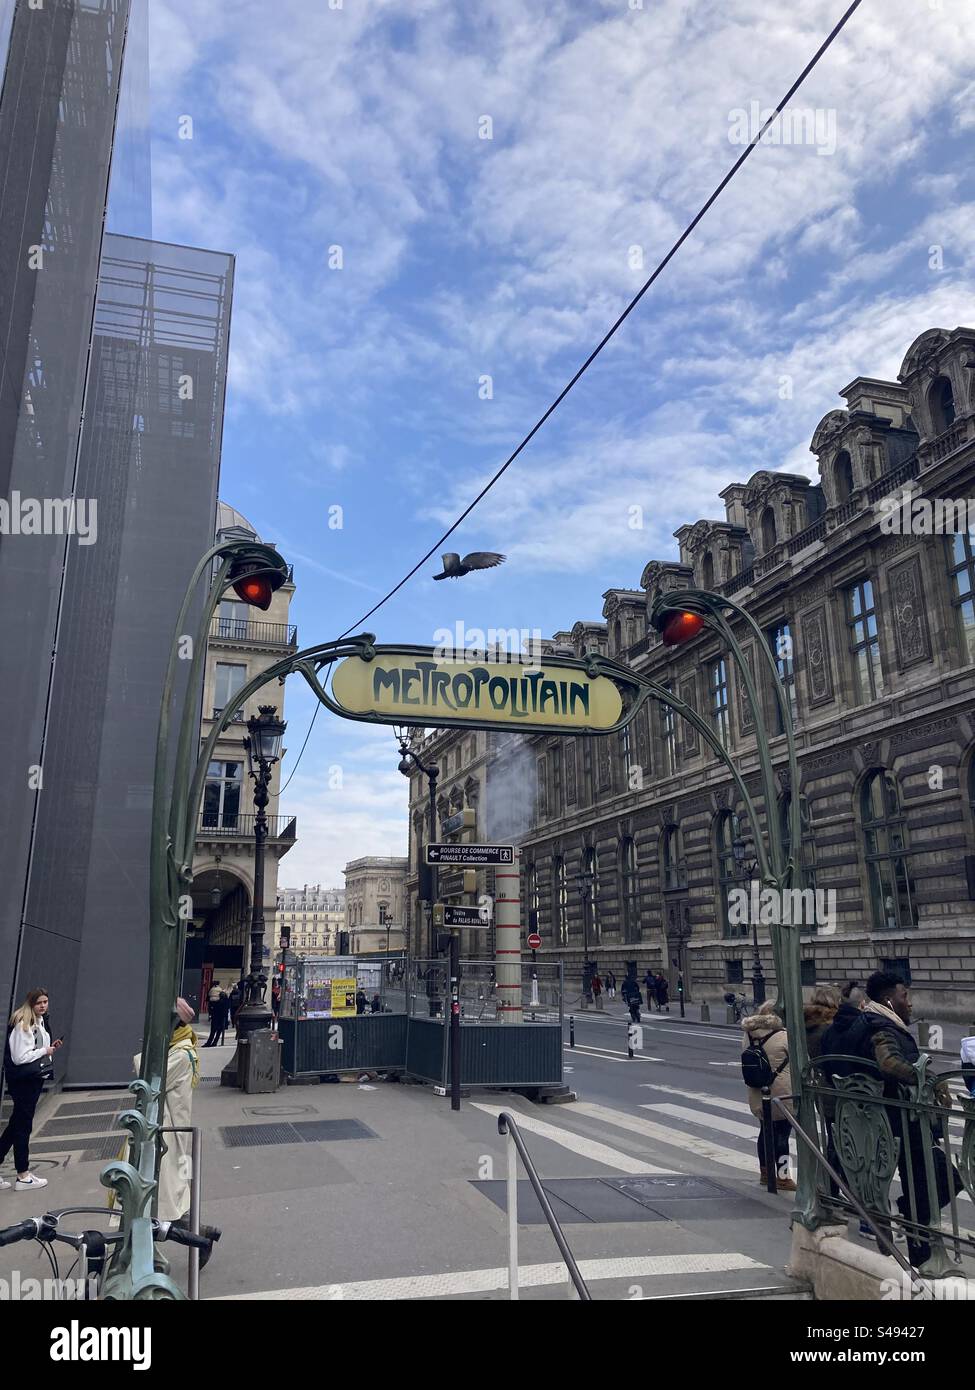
[741,1002,796,1192]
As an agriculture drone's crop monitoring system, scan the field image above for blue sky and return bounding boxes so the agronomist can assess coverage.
[140,0,975,885]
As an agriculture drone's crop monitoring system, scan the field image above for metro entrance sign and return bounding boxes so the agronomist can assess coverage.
[327,645,639,736]
[426,843,513,866]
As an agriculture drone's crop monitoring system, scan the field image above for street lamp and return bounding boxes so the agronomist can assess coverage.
[732,833,766,1006]
[235,704,287,1038]
[575,866,595,1008]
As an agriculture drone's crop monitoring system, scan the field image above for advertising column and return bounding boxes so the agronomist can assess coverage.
[495,847,522,1023]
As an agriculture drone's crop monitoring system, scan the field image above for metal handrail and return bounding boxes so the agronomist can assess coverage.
[497,1111,591,1300]
[770,1096,918,1281]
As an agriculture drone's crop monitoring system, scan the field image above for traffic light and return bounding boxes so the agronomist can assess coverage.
[658,610,706,647]
[226,546,289,612]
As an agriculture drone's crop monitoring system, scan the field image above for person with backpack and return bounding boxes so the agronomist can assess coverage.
[627,985,642,1024]
[741,1000,795,1192]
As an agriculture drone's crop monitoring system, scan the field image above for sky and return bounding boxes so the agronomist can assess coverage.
[138,0,975,888]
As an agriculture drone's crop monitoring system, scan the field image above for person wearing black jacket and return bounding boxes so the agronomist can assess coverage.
[833,971,958,1266]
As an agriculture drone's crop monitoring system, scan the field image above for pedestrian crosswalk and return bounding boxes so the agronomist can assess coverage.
[490,1078,975,1225]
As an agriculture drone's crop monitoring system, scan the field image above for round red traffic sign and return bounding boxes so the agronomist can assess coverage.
[527,932,541,950]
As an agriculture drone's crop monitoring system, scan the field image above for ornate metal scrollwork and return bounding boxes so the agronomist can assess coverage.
[831,1071,899,1214]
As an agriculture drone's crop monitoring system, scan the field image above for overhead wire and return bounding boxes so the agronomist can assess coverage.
[281,0,865,787]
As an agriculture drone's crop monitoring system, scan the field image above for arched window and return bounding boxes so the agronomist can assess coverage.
[715,811,746,939]
[613,618,622,653]
[661,824,686,891]
[833,450,854,503]
[552,856,567,945]
[761,506,777,554]
[701,551,715,590]
[526,860,539,932]
[618,837,639,943]
[861,770,916,930]
[584,846,600,941]
[929,376,955,434]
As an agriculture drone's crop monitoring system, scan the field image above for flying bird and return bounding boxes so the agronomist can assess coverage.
[432,551,506,580]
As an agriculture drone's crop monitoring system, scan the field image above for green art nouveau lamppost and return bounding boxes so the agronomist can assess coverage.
[99,535,379,1299]
[649,587,817,1228]
[236,704,287,1036]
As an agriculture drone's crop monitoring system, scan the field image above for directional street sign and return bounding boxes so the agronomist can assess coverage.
[426,843,514,866]
[433,903,487,928]
[441,808,476,837]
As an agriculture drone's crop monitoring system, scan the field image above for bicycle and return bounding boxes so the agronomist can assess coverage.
[0,1206,211,1299]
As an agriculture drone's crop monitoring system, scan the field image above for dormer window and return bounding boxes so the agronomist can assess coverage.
[929,376,955,434]
[760,506,777,554]
[833,450,854,503]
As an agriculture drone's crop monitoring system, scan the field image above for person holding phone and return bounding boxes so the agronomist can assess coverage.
[1,988,62,1190]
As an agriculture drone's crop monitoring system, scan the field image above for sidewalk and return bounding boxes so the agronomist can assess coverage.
[0,1022,802,1301]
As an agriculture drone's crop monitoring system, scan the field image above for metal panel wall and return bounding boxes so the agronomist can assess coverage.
[0,0,133,1044]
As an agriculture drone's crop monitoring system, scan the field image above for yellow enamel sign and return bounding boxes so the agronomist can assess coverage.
[331,653,624,730]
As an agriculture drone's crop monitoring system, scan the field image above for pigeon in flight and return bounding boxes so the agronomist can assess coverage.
[432,551,506,580]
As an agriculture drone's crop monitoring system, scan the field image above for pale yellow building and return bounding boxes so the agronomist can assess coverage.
[277,884,346,955]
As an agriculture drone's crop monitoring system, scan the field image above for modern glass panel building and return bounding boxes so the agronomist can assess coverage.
[0,1,235,1082]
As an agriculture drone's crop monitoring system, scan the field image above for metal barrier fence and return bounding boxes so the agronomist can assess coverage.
[803,1056,975,1278]
[406,959,563,1024]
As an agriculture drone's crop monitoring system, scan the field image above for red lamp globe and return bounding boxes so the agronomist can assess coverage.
[232,572,274,610]
[661,610,706,647]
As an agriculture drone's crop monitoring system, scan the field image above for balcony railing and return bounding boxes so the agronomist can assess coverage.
[210,617,297,647]
[926,419,968,465]
[197,813,297,839]
[212,706,244,723]
[721,565,754,596]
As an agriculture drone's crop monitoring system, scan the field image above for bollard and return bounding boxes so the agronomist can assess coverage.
[569,1014,575,1048]
[700,1001,711,1023]
[627,1022,634,1059]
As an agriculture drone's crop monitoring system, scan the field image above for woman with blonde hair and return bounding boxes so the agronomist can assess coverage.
[1,988,62,1190]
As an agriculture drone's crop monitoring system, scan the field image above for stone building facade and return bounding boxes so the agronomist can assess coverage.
[344,856,408,954]
[277,885,346,955]
[401,327,975,1019]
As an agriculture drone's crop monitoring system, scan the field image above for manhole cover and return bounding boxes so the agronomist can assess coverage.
[612,1176,727,1202]
[471,1179,664,1224]
[243,1105,316,1117]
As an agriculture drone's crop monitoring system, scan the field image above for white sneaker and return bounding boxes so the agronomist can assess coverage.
[0,1175,11,1189]
[15,1173,48,1190]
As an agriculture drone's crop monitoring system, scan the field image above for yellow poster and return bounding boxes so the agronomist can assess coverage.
[331,977,357,1016]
